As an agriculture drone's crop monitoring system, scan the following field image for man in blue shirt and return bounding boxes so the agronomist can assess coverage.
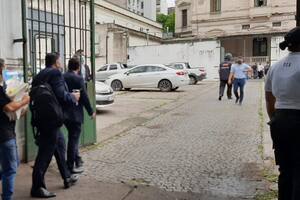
[228,58,252,105]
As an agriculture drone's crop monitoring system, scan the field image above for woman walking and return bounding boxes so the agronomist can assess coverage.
[265,27,300,200]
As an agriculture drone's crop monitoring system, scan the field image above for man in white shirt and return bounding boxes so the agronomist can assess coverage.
[265,27,300,200]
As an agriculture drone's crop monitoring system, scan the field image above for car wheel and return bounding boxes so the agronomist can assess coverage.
[124,88,131,91]
[172,87,179,91]
[158,80,172,92]
[111,80,123,91]
[189,76,197,85]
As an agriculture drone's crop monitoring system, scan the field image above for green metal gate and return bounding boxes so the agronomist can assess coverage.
[21,0,96,162]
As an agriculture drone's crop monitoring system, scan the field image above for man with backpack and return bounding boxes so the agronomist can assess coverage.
[30,53,80,198]
[0,58,30,200]
[63,57,95,174]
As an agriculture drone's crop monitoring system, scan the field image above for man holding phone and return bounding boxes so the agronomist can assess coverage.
[64,57,95,174]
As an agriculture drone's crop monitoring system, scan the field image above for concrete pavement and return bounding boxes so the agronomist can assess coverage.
[7,81,272,200]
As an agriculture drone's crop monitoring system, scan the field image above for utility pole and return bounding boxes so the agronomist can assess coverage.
[297,0,300,26]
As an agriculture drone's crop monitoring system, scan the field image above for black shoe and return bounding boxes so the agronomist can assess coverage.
[218,96,222,101]
[71,167,84,174]
[228,97,232,100]
[31,187,56,198]
[64,174,79,189]
[235,97,240,104]
[75,157,84,168]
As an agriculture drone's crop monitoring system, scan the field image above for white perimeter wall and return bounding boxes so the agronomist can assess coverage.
[128,41,221,80]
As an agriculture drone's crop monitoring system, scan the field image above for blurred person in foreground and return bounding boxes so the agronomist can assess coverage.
[265,27,300,200]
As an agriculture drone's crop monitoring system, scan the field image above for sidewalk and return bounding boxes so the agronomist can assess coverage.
[11,164,233,200]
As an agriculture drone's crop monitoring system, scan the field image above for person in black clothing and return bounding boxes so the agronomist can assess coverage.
[218,54,233,101]
[31,53,81,198]
[0,58,30,200]
[265,27,300,200]
[64,57,95,174]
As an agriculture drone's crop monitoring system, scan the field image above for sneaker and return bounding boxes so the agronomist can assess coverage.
[218,96,222,101]
[71,166,84,174]
[64,174,79,189]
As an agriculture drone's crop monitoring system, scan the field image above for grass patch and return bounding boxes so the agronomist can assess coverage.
[255,190,277,200]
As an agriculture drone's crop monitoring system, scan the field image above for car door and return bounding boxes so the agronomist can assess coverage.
[96,65,108,81]
[145,66,167,88]
[106,64,119,78]
[125,66,148,88]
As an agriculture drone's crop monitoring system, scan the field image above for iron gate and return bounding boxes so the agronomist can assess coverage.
[22,0,96,161]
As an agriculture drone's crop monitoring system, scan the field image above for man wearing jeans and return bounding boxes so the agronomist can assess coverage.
[0,58,30,200]
[228,58,252,105]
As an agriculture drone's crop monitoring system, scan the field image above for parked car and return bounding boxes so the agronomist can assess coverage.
[95,81,114,109]
[96,63,127,82]
[168,62,207,84]
[105,64,190,92]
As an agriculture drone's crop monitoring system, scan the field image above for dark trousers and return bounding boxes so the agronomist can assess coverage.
[32,127,70,190]
[219,80,232,98]
[233,78,246,103]
[64,121,82,170]
[270,110,300,200]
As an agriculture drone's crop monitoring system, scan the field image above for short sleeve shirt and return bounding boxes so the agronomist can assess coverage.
[230,63,251,79]
[0,85,16,143]
[265,52,300,110]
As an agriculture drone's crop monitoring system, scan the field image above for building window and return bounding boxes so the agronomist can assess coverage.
[255,0,267,7]
[182,9,188,28]
[211,0,221,12]
[272,22,281,27]
[141,2,144,9]
[242,24,250,30]
[253,38,268,56]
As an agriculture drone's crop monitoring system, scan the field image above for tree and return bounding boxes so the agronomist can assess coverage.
[157,13,175,33]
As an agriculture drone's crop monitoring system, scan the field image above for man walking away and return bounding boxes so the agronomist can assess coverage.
[75,50,91,82]
[31,53,80,198]
[219,53,233,101]
[228,58,252,105]
[0,59,30,200]
[265,27,300,200]
[64,57,95,174]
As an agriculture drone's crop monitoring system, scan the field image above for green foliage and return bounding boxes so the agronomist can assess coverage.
[157,13,175,33]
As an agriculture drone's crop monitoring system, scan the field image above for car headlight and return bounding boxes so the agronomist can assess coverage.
[97,89,112,94]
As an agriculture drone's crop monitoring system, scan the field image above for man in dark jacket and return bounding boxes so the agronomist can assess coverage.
[219,54,233,101]
[63,57,95,174]
[31,53,80,198]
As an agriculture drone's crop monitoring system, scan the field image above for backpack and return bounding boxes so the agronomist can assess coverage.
[29,73,64,139]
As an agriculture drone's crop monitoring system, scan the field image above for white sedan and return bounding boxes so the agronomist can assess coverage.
[95,81,114,109]
[105,64,190,92]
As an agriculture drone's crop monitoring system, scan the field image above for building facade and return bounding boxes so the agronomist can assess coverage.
[95,0,163,67]
[157,0,168,15]
[175,0,296,64]
[105,0,157,21]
